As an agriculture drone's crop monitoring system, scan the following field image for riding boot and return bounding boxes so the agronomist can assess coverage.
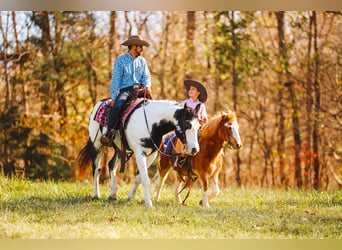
[101,105,119,146]
[100,128,115,146]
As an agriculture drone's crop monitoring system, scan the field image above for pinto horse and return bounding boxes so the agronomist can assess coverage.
[77,99,201,207]
[154,110,242,208]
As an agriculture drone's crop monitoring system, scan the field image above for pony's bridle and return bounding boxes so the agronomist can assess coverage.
[225,121,235,149]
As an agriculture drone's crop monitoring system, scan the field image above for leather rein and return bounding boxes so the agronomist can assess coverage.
[142,88,188,157]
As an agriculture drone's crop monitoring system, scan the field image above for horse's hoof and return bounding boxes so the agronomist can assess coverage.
[145,201,153,208]
[199,200,203,206]
[92,196,100,200]
[108,196,117,201]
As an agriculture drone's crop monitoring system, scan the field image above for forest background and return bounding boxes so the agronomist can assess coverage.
[0,11,341,190]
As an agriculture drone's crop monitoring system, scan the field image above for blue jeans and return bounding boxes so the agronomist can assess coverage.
[107,86,134,130]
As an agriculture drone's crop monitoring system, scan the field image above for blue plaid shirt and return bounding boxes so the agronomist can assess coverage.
[110,52,151,99]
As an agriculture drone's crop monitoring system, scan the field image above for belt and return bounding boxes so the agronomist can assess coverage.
[120,83,141,92]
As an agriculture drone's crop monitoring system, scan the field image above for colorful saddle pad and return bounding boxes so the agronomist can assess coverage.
[94,99,112,128]
[163,133,177,154]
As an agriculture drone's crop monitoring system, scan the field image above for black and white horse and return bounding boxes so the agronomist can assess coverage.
[77,99,201,207]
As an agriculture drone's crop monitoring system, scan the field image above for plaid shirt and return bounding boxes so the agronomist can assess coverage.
[110,52,151,99]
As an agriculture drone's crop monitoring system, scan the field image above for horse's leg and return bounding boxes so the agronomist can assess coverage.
[198,175,210,208]
[128,171,141,201]
[132,150,153,207]
[108,150,120,200]
[92,150,102,199]
[154,154,173,201]
[128,152,157,205]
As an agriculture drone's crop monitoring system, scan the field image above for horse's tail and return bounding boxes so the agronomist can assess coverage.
[77,138,98,179]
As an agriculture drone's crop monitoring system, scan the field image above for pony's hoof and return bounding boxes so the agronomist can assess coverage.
[199,200,210,208]
[92,196,100,200]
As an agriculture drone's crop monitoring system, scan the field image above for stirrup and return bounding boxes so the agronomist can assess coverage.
[173,156,179,168]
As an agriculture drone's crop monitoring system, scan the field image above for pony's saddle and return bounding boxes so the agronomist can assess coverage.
[162,134,197,181]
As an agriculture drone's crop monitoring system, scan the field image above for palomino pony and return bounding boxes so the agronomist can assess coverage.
[154,110,242,208]
[77,99,201,207]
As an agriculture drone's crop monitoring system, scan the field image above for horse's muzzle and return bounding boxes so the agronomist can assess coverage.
[236,143,242,149]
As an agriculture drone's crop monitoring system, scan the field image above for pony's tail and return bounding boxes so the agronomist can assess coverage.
[77,138,98,179]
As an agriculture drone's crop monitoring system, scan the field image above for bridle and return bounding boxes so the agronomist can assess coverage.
[142,88,190,157]
[225,121,235,149]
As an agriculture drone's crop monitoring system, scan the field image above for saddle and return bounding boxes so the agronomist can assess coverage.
[117,86,152,173]
[94,86,152,173]
[163,135,197,182]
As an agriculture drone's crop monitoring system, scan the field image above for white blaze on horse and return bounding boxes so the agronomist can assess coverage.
[77,99,201,207]
[154,110,242,208]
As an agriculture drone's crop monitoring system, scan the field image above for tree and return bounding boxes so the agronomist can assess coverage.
[312,11,320,189]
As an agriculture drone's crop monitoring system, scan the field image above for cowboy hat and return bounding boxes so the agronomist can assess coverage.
[184,79,208,103]
[121,35,150,47]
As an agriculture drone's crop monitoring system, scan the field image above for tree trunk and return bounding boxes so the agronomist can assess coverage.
[312,11,320,190]
[229,11,241,187]
[158,13,171,99]
[304,12,314,188]
[0,13,11,109]
[125,11,132,36]
[185,11,196,79]
[86,12,97,105]
[275,11,287,187]
[285,81,303,188]
[108,11,117,79]
[186,11,196,58]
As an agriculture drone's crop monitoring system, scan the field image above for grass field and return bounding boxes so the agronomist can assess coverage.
[0,175,341,239]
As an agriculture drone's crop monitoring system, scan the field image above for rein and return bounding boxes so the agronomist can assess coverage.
[142,88,187,157]
[175,157,197,205]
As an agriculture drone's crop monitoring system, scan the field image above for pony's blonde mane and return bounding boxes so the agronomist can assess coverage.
[200,111,236,140]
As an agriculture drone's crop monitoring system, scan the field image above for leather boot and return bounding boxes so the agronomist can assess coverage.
[100,129,115,146]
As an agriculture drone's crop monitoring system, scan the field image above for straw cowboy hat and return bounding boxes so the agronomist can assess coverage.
[121,35,150,47]
[184,79,208,103]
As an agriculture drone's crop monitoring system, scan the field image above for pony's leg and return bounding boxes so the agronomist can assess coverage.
[199,176,210,208]
[208,174,221,202]
[154,155,173,201]
[108,151,120,200]
[132,150,153,207]
[174,178,183,204]
[92,151,102,199]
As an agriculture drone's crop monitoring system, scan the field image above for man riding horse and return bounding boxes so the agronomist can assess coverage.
[101,35,152,146]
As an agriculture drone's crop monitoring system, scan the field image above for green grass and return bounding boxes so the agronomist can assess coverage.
[0,175,341,239]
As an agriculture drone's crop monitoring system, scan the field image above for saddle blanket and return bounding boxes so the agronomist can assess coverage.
[93,98,144,128]
[163,133,177,154]
[94,99,112,128]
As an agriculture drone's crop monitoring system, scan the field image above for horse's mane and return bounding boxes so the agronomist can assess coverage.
[200,111,236,140]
